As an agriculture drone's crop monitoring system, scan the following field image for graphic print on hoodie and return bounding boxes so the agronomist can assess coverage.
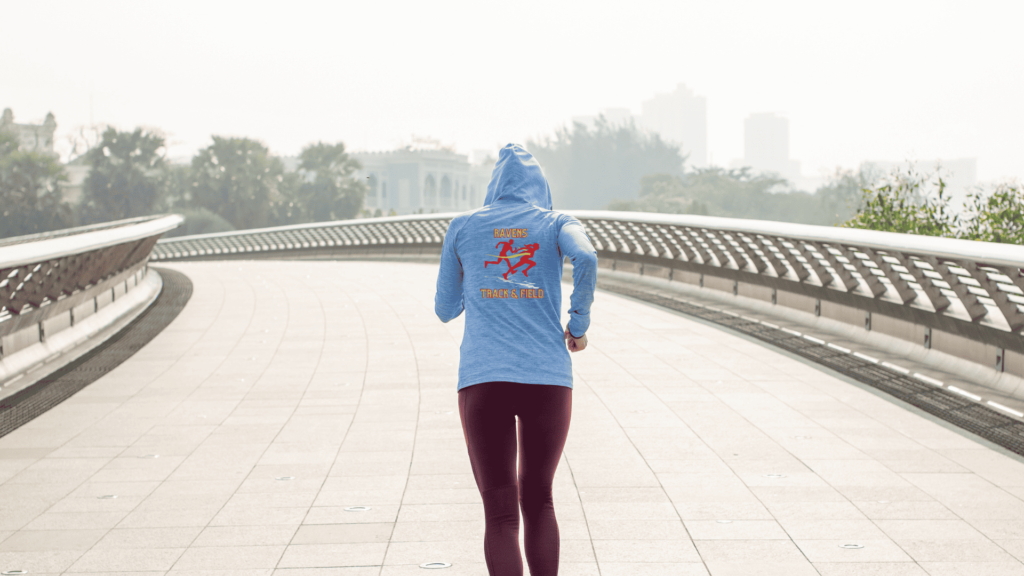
[435,144,598,391]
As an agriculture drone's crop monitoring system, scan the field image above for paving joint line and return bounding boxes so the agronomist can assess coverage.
[0,267,193,439]
[572,372,710,574]
[595,280,1024,566]
[376,273,425,574]
[596,278,1024,458]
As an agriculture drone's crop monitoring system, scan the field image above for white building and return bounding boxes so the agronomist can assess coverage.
[62,162,90,205]
[1,108,57,155]
[352,144,492,216]
[743,112,801,184]
[1,108,90,203]
[640,84,707,168]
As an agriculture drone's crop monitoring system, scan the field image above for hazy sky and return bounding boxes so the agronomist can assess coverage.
[4,0,1021,182]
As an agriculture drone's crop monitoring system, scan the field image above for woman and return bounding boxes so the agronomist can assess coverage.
[435,144,597,576]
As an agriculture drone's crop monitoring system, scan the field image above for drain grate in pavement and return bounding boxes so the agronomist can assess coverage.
[0,268,193,439]
[599,278,1024,458]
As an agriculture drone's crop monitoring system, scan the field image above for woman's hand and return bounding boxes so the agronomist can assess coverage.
[564,328,588,353]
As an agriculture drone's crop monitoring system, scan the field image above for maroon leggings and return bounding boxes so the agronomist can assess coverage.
[458,381,573,576]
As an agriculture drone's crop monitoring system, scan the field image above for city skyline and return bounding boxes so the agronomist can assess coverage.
[1,90,987,198]
[574,84,709,170]
[3,1,1020,185]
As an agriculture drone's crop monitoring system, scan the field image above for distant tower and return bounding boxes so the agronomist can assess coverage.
[640,84,707,168]
[743,112,800,182]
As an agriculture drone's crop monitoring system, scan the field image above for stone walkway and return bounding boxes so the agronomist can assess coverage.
[1,260,1023,576]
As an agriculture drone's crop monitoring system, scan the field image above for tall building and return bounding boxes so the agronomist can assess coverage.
[352,142,492,216]
[640,84,707,168]
[743,112,800,183]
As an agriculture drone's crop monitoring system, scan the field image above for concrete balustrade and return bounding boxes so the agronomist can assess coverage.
[0,215,182,394]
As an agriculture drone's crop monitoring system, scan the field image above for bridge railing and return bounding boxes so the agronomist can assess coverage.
[0,215,183,367]
[573,212,1024,353]
[151,214,450,261]
[152,211,1024,374]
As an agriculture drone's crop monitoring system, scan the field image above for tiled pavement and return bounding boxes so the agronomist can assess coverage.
[1,260,1024,576]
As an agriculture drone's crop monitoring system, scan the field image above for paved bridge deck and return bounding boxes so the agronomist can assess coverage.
[2,260,1024,576]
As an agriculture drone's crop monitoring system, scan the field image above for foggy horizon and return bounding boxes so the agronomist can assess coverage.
[4,0,1022,184]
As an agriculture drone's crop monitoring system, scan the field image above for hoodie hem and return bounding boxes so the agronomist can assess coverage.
[457,378,573,392]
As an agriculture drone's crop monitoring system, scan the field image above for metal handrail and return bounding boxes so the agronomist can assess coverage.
[1,215,183,329]
[0,215,172,249]
[157,212,453,243]
[153,213,453,260]
[151,211,1024,351]
[569,211,1024,269]
[156,211,1024,270]
[571,212,1024,354]
[0,215,184,270]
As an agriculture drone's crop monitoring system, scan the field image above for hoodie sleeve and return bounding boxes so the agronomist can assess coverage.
[557,216,597,338]
[434,218,465,322]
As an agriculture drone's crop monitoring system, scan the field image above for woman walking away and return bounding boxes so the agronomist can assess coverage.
[435,144,597,576]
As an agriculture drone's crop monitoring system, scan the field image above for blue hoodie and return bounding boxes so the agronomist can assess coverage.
[435,144,598,391]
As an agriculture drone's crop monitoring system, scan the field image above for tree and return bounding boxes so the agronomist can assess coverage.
[608,167,787,219]
[0,129,72,238]
[162,207,236,238]
[606,167,864,225]
[80,127,166,223]
[190,136,284,230]
[838,164,1024,244]
[526,116,686,209]
[64,124,103,164]
[608,173,708,215]
[294,141,366,222]
[842,166,958,237]
[960,182,1024,244]
[267,171,306,227]
[667,167,790,220]
[157,163,192,212]
[812,169,868,226]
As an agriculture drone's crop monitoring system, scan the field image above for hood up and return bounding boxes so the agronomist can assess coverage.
[482,144,552,210]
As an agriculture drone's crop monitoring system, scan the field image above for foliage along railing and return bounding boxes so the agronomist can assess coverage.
[0,215,183,341]
[152,211,1024,354]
